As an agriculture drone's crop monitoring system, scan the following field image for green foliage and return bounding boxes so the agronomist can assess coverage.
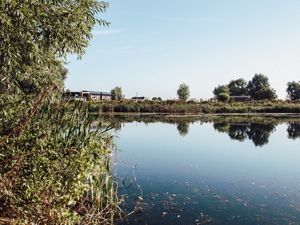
[213,85,230,98]
[213,75,276,100]
[177,83,190,101]
[0,99,120,224]
[81,99,300,115]
[0,0,109,95]
[228,78,248,96]
[217,93,230,102]
[111,86,123,101]
[247,74,277,100]
[0,0,120,223]
[287,81,300,100]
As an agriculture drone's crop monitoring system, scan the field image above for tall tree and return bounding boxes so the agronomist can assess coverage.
[213,85,230,98]
[111,86,123,100]
[247,74,277,100]
[287,81,300,100]
[228,78,248,96]
[177,83,190,101]
[1,0,109,95]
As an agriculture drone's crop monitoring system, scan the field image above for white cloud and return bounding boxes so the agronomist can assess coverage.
[93,29,125,36]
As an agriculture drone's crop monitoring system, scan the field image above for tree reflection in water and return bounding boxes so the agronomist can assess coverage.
[214,122,276,146]
[246,123,275,146]
[106,115,300,146]
[176,123,190,137]
[228,124,249,142]
[287,122,300,139]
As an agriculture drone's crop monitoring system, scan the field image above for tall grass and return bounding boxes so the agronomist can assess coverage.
[0,98,121,224]
[67,99,300,114]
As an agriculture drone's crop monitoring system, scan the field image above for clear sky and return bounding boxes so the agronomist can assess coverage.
[65,0,300,100]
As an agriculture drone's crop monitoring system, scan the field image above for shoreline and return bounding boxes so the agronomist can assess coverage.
[103,112,300,118]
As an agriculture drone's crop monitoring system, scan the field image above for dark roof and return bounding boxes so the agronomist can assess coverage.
[83,90,111,95]
[101,92,111,95]
[132,96,146,100]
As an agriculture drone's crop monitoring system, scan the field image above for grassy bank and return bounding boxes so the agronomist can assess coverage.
[0,99,121,224]
[65,99,300,114]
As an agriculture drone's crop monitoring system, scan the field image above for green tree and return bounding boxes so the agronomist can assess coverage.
[1,0,109,95]
[213,85,230,98]
[287,81,300,100]
[228,78,248,96]
[111,86,123,100]
[247,74,277,100]
[218,93,230,102]
[177,83,190,101]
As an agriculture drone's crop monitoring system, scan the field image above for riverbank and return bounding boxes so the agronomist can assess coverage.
[64,99,300,114]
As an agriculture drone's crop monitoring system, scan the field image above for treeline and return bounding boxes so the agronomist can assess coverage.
[69,99,300,114]
[213,73,300,101]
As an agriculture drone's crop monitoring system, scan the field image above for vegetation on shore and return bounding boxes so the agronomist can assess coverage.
[68,99,300,114]
[0,0,122,224]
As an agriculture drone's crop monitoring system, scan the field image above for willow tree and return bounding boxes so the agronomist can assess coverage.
[1,0,109,94]
[0,1,120,224]
[177,83,190,101]
[111,86,123,100]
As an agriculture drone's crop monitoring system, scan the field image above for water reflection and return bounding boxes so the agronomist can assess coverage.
[111,115,300,224]
[287,122,300,139]
[176,123,190,137]
[106,115,300,146]
[214,122,276,146]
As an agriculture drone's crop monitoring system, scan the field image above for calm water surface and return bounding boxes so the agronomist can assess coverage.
[112,115,300,225]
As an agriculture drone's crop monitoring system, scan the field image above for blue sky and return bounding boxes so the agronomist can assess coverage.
[65,0,300,100]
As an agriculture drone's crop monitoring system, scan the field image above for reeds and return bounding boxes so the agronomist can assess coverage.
[66,99,300,114]
[0,97,121,224]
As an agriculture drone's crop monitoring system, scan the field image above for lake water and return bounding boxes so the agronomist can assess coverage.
[111,115,300,224]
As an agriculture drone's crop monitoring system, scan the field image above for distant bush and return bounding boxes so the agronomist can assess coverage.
[218,93,230,102]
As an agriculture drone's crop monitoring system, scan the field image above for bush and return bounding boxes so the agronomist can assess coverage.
[218,93,230,102]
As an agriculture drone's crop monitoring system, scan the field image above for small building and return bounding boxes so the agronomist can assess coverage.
[63,90,112,101]
[230,96,251,102]
[83,90,112,101]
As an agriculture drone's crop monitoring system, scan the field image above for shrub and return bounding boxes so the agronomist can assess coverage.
[218,93,230,102]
